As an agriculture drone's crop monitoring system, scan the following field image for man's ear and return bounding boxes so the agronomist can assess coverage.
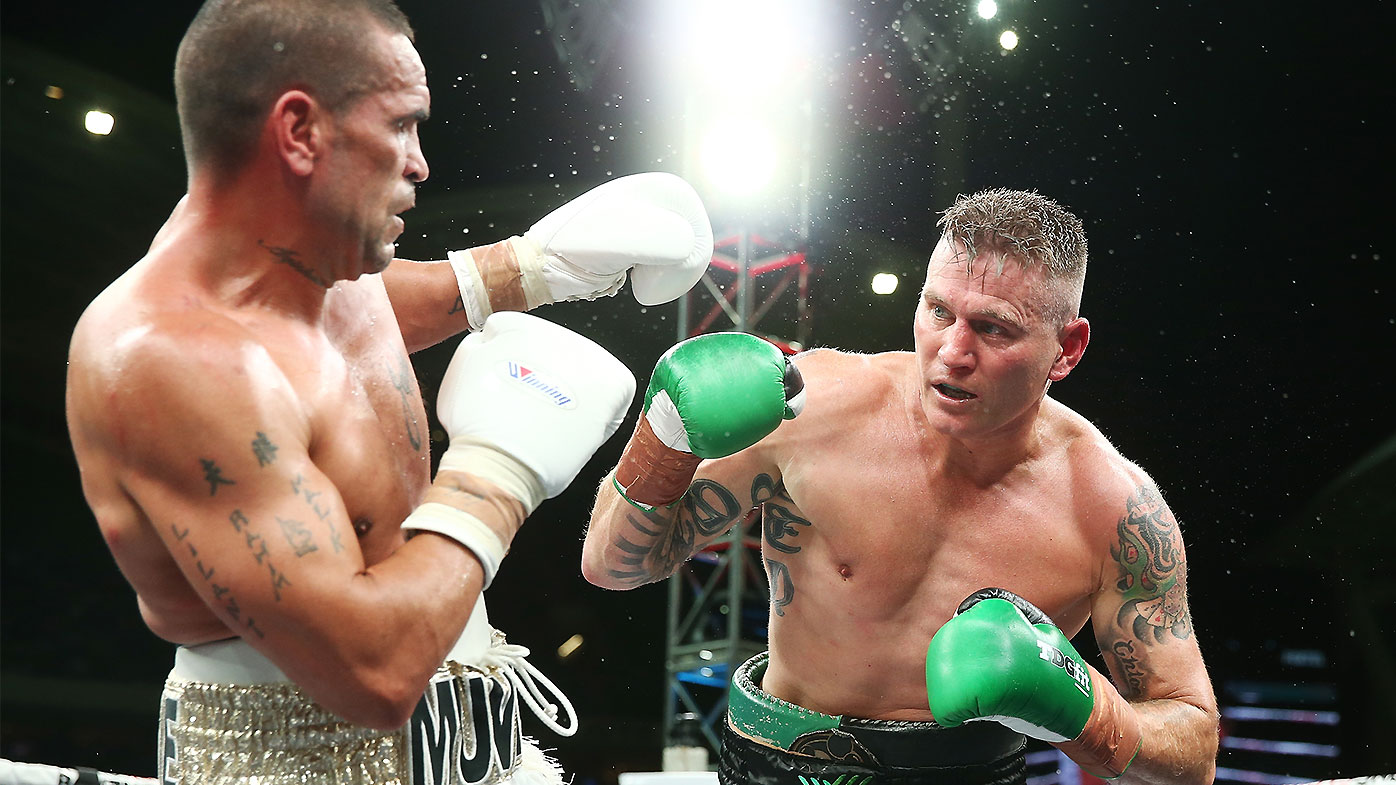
[1048,317,1090,382]
[270,90,321,177]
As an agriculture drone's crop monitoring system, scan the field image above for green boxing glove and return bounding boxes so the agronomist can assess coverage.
[926,588,1142,779]
[614,332,804,509]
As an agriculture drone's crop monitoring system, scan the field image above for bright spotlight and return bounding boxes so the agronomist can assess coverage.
[681,0,804,97]
[699,119,780,198]
[85,110,114,135]
[999,30,1019,51]
[976,0,998,20]
[872,273,899,295]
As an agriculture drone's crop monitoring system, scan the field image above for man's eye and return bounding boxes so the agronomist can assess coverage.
[931,304,950,319]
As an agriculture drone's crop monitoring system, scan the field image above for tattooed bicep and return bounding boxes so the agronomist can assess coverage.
[1108,484,1193,645]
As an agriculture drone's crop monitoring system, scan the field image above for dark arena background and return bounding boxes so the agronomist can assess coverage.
[2,1,1392,783]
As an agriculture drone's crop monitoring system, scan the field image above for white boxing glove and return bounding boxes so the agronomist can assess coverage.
[404,313,635,586]
[447,173,713,329]
[435,311,636,506]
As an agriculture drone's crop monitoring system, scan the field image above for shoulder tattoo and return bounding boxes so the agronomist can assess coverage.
[1111,485,1193,643]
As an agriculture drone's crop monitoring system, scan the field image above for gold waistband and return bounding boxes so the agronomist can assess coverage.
[160,676,409,785]
[160,663,540,784]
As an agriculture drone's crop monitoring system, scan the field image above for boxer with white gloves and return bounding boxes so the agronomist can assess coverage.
[445,172,713,331]
[66,2,677,782]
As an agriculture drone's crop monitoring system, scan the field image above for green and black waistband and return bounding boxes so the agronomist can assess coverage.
[727,652,1026,769]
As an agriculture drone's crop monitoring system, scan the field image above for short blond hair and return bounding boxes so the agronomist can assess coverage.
[937,188,1088,325]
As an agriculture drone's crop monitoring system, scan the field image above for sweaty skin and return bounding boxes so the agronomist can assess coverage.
[584,236,1219,784]
[64,26,500,730]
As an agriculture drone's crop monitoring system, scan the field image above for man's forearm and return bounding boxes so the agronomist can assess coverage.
[582,472,693,590]
[381,258,473,353]
[1119,699,1219,785]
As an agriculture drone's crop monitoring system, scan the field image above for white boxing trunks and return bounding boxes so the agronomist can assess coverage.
[157,596,571,785]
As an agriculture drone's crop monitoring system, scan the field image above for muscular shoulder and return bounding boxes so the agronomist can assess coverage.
[1042,398,1175,551]
[745,348,912,464]
[790,348,912,409]
[69,284,306,462]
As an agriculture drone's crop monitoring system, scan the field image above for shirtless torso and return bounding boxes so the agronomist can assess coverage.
[66,243,430,647]
[743,348,1131,720]
[585,343,1199,722]
[585,210,1217,783]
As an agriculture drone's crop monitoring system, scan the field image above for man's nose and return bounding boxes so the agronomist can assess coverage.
[405,142,429,184]
[937,322,977,371]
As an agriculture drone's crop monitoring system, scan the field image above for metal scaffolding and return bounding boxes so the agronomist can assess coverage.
[662,231,814,753]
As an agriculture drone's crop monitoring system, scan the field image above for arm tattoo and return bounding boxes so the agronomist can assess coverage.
[287,474,344,552]
[258,239,329,287]
[1108,639,1150,698]
[276,516,319,557]
[171,522,266,637]
[228,509,293,602]
[1111,485,1192,643]
[251,432,278,466]
[608,478,743,586]
[449,295,466,316]
[200,459,236,496]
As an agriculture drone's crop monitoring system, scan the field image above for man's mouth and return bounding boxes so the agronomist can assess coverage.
[934,383,977,401]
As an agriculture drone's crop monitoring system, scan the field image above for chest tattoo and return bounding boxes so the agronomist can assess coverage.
[387,355,424,452]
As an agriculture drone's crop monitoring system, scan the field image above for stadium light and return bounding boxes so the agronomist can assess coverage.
[872,273,899,295]
[976,0,998,20]
[999,30,1019,51]
[85,110,114,135]
[698,116,780,199]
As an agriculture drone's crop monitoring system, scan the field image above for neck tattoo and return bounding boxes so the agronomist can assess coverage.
[258,239,330,287]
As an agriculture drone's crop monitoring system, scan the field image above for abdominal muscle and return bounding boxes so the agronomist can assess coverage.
[757,558,947,721]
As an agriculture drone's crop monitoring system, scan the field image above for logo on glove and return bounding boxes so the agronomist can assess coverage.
[503,362,576,409]
[1036,640,1091,697]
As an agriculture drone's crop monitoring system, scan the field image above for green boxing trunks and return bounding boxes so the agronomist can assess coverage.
[721,652,1028,785]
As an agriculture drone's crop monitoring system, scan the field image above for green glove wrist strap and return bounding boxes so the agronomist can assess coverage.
[1055,665,1143,779]
[613,414,701,509]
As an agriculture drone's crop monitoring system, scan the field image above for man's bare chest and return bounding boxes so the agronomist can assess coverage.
[771,443,1097,625]
[271,303,432,554]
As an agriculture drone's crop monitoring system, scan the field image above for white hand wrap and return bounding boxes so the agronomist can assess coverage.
[437,439,546,515]
[446,237,551,332]
[401,502,507,588]
[644,390,692,452]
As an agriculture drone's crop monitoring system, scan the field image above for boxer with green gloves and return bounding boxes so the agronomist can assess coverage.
[928,588,1142,779]
[583,189,1219,785]
[612,332,804,510]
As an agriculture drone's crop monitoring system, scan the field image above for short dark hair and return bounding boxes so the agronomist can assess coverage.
[174,0,414,176]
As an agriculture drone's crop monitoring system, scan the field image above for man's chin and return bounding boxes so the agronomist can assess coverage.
[363,242,396,274]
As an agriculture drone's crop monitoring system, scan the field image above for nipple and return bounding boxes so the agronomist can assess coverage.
[353,517,374,537]
[838,564,853,580]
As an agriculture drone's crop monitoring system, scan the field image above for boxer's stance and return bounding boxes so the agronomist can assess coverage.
[585,189,1219,784]
[64,1,711,782]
